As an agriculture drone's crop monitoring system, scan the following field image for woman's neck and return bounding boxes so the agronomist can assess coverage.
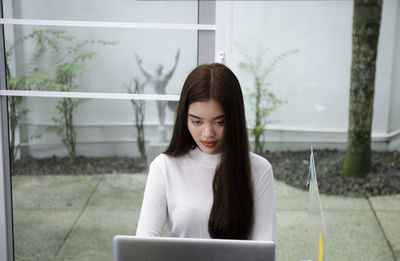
[188,146,221,169]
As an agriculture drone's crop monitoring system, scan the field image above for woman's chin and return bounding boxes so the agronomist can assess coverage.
[198,144,221,155]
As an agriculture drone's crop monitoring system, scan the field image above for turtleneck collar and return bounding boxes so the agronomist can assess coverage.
[187,146,221,169]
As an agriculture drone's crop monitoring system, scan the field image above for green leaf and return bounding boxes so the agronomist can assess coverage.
[235,42,299,151]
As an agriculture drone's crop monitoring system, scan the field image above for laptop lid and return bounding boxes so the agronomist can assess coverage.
[113,235,275,261]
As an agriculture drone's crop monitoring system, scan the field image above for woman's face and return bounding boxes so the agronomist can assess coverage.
[187,99,224,154]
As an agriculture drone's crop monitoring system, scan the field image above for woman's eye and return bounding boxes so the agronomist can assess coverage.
[192,120,202,125]
[215,121,224,126]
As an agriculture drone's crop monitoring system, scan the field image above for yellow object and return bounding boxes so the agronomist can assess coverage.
[319,232,324,261]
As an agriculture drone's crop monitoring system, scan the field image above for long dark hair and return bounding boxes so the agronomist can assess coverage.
[165,63,254,239]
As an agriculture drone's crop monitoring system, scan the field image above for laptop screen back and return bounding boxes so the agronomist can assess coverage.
[113,235,275,261]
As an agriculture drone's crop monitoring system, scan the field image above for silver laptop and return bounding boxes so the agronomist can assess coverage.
[113,235,275,261]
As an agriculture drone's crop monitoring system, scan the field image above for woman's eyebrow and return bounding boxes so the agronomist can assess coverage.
[188,114,201,119]
[213,115,225,120]
[188,114,224,120]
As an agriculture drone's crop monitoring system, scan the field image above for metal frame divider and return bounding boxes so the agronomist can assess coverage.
[0,0,13,259]
[198,0,216,65]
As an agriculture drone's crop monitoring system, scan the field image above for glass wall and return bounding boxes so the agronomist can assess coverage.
[230,0,399,150]
[232,1,352,130]
[2,1,400,261]
[4,24,197,94]
[10,97,155,260]
[230,1,399,260]
[1,1,209,260]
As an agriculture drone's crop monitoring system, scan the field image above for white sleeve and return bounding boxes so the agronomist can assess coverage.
[251,166,277,243]
[136,155,167,237]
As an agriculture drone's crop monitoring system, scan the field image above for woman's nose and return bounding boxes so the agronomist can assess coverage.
[203,124,215,138]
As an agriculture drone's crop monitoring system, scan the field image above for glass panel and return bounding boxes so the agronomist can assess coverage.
[2,0,198,24]
[10,97,174,260]
[4,24,197,94]
[231,1,352,131]
[231,2,344,260]
[232,2,399,261]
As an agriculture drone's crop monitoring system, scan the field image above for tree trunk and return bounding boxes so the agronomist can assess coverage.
[132,79,147,166]
[344,0,382,177]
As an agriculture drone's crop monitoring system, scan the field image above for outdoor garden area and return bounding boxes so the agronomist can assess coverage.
[1,0,400,260]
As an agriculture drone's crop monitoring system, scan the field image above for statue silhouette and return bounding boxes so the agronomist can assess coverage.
[135,49,180,142]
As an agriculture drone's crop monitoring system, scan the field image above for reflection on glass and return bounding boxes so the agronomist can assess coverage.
[306,149,327,261]
[10,97,174,260]
[3,0,198,24]
[4,25,197,94]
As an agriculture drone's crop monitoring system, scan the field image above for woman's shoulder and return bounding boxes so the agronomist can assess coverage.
[249,152,274,181]
[149,152,187,168]
[249,152,272,170]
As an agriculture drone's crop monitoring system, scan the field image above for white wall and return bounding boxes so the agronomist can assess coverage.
[389,0,400,133]
[388,0,400,150]
[5,0,198,158]
[5,0,199,93]
[231,1,351,130]
[231,0,398,136]
[5,0,198,23]
[229,0,400,151]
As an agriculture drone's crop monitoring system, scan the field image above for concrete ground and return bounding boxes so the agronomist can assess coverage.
[11,174,400,261]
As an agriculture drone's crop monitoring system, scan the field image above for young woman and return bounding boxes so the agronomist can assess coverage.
[136,63,276,242]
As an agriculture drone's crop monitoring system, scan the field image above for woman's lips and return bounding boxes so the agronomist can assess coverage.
[201,141,217,148]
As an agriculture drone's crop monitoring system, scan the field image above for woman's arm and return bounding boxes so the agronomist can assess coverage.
[251,165,277,242]
[136,155,167,237]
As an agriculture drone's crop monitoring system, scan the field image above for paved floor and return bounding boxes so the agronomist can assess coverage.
[11,174,400,261]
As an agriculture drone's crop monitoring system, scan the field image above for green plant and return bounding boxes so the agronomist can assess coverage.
[42,36,117,163]
[6,29,118,164]
[126,78,147,166]
[237,43,299,155]
[5,30,59,166]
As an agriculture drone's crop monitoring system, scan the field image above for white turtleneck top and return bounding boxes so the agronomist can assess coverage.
[136,147,276,242]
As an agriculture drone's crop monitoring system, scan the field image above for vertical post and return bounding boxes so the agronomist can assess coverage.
[198,0,215,65]
[0,0,14,260]
[215,0,233,65]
